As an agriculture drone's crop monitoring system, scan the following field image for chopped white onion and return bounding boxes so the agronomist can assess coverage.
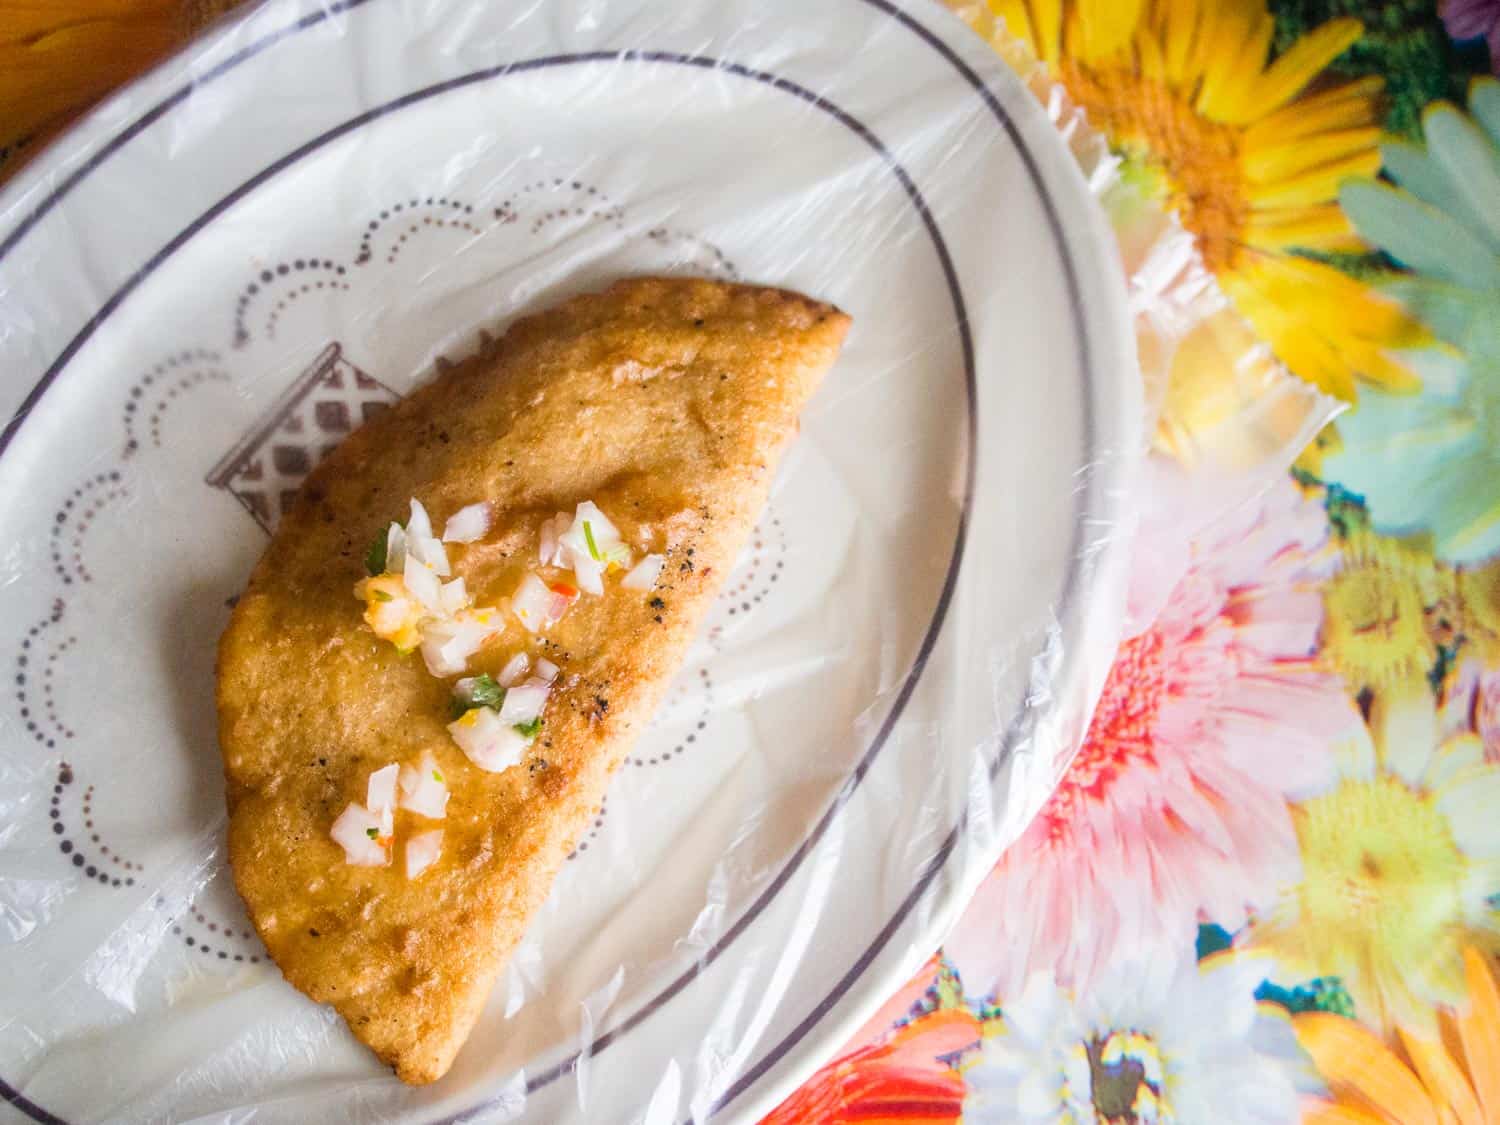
[404,553,443,612]
[366,764,399,814]
[559,501,626,593]
[398,753,449,819]
[540,512,571,567]
[448,707,529,772]
[420,635,461,677]
[440,613,501,673]
[622,554,665,591]
[535,657,559,682]
[405,829,444,878]
[407,498,434,542]
[453,676,479,703]
[443,502,492,544]
[498,678,550,724]
[539,520,558,567]
[497,652,530,688]
[511,574,555,632]
[409,535,452,578]
[439,577,469,615]
[384,522,408,574]
[572,551,605,596]
[330,803,390,867]
[573,501,622,546]
[420,609,502,677]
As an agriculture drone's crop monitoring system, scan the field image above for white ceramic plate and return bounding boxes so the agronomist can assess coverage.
[0,1,1137,1121]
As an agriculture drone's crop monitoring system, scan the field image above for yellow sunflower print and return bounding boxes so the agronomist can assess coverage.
[1255,682,1500,1034]
[1321,529,1454,695]
[953,0,1427,403]
[1458,558,1500,667]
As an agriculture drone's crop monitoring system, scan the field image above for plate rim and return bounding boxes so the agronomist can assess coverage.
[0,2,1136,1122]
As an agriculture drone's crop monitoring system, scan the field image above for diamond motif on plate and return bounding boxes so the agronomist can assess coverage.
[206,343,398,533]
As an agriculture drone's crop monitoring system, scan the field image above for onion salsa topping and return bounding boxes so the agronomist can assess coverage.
[341,496,663,871]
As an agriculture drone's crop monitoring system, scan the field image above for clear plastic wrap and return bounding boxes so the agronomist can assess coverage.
[0,1,1142,1121]
[952,1,1341,487]
[962,9,1342,634]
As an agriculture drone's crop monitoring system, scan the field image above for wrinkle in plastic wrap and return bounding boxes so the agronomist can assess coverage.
[0,0,1144,1121]
[956,5,1343,637]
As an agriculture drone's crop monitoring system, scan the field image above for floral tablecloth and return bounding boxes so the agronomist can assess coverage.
[760,2,1500,1121]
[5,1,1500,1121]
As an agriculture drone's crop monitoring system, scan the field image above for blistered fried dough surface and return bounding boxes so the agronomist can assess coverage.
[216,277,850,1083]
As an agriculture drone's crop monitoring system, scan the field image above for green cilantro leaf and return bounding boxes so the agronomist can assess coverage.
[468,674,506,709]
[364,530,388,575]
[365,827,379,839]
[513,717,543,740]
[450,675,506,719]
